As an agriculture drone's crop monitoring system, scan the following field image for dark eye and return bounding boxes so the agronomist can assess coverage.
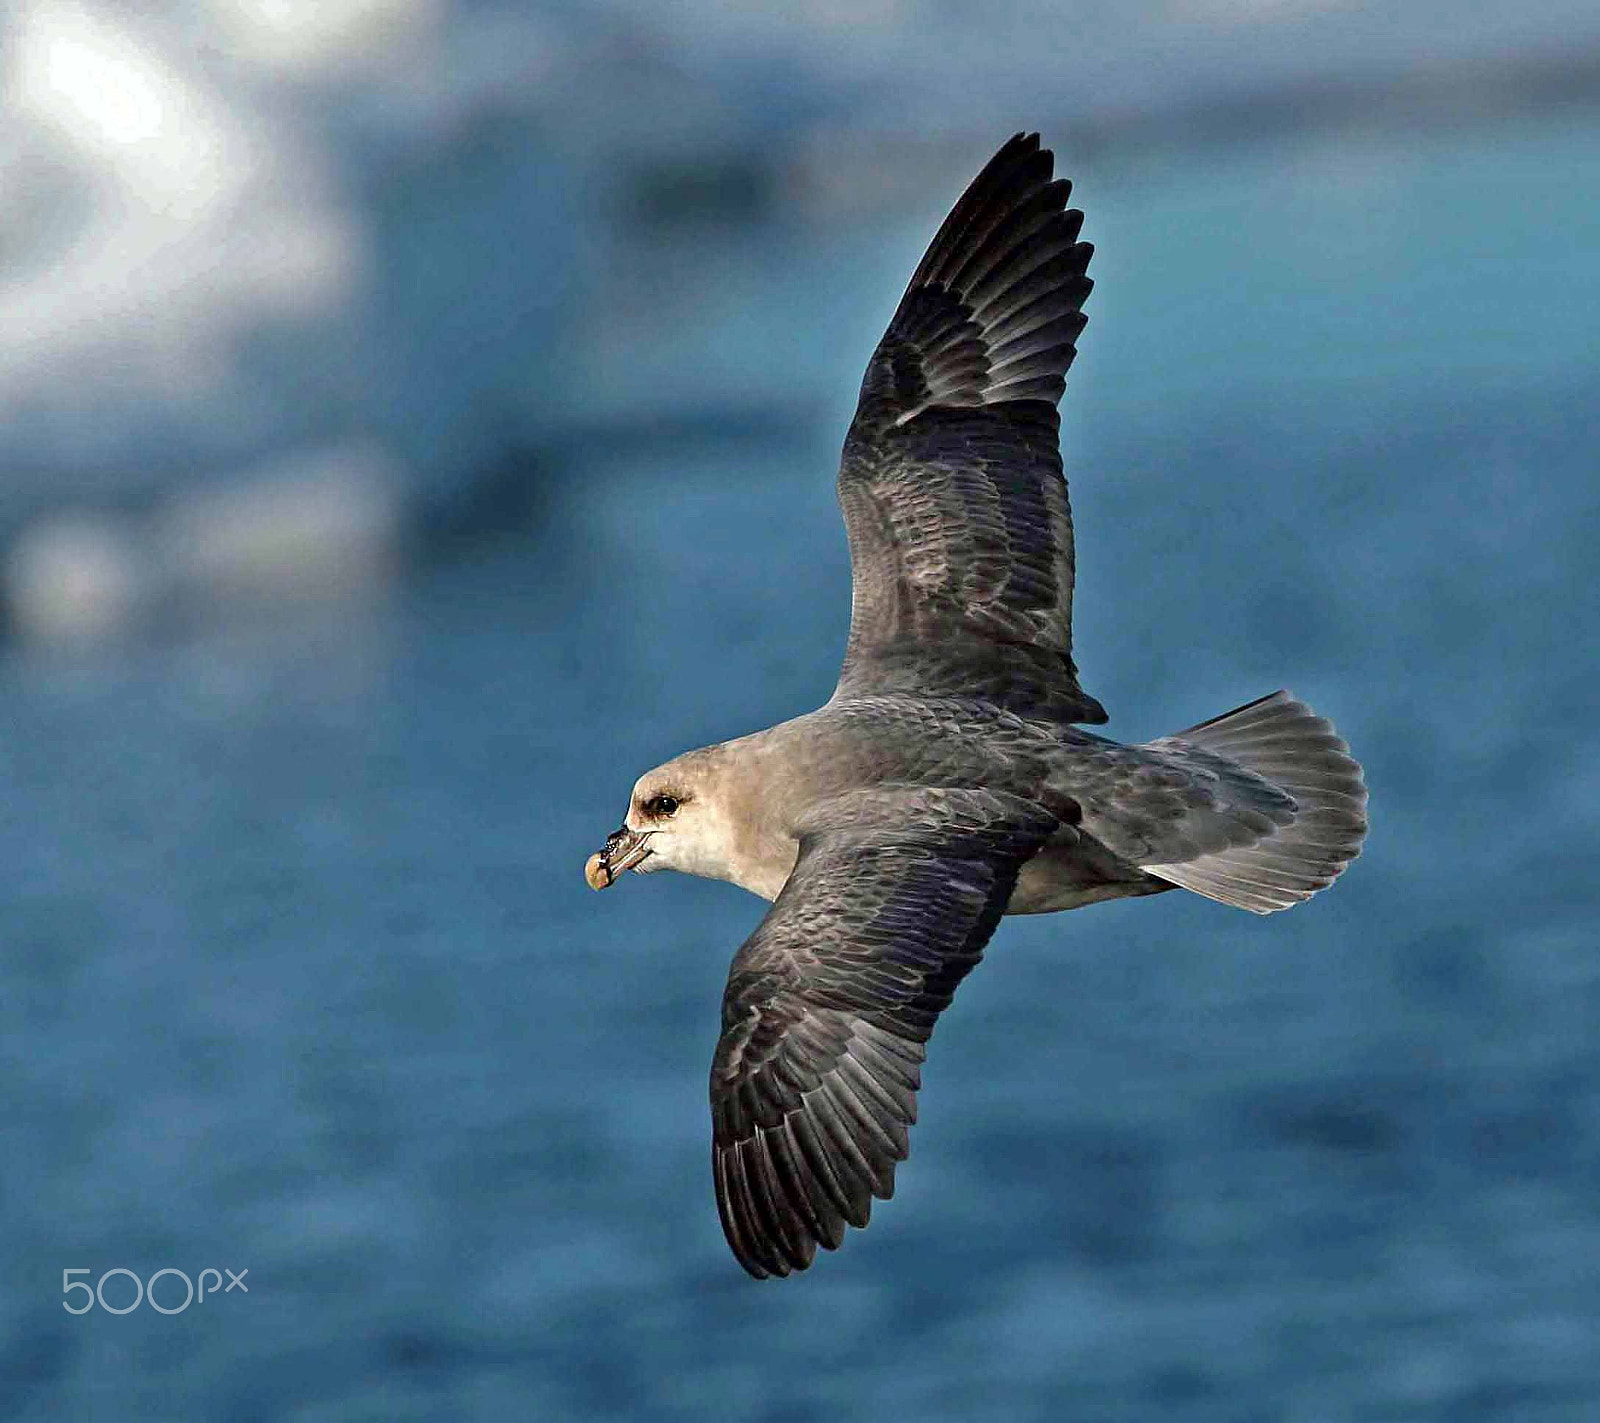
[646,794,680,817]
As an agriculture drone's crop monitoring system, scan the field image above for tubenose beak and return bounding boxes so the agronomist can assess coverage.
[584,824,654,890]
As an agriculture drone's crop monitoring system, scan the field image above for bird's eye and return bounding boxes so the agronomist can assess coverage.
[647,794,680,817]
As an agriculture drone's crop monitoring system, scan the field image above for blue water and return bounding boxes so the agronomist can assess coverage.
[4,117,1599,1419]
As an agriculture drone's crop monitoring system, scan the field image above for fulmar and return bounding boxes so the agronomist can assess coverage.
[584,133,1367,1279]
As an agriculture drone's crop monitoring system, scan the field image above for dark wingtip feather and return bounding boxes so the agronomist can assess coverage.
[861,133,1093,423]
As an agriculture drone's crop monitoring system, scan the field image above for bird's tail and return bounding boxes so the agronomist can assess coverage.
[1143,690,1368,914]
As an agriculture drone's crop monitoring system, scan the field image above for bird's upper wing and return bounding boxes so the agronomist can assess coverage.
[708,785,1061,1278]
[834,132,1106,725]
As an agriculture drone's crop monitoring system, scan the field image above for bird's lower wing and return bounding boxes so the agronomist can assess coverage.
[709,786,1060,1278]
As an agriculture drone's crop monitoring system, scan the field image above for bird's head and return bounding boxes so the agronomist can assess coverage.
[585,748,735,890]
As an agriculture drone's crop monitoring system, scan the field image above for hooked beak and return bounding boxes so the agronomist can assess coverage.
[584,825,653,890]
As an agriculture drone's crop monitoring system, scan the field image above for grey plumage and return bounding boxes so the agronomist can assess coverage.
[837,133,1103,727]
[1139,691,1369,913]
[589,133,1368,1279]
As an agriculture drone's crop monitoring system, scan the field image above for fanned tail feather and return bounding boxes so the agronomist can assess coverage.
[1143,690,1368,914]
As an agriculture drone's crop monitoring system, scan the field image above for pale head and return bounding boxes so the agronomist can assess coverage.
[585,746,741,889]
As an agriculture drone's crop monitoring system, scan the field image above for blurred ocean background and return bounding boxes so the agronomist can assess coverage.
[4,2,1599,1419]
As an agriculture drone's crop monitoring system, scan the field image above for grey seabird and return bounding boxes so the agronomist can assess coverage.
[585,133,1367,1279]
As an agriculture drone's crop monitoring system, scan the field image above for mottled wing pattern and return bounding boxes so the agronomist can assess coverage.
[709,787,1060,1278]
[835,132,1106,725]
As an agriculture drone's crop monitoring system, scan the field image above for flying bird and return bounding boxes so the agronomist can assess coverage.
[585,133,1367,1279]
